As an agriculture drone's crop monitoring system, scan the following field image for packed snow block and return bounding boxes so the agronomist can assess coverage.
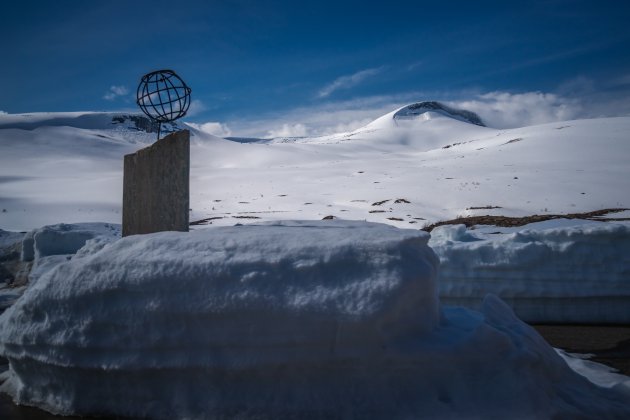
[19,231,34,262]
[123,129,189,237]
[20,223,121,262]
[431,223,630,324]
[0,220,451,418]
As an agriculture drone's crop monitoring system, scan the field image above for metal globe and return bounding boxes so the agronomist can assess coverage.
[136,69,192,124]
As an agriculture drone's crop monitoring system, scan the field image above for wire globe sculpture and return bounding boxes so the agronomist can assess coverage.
[136,69,192,139]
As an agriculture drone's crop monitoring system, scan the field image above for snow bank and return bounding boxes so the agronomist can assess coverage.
[21,222,120,262]
[0,285,25,313]
[431,222,630,323]
[0,220,628,419]
[557,350,630,392]
[0,229,24,250]
[0,229,24,285]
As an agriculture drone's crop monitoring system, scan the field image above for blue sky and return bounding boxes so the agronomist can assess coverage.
[2,0,630,136]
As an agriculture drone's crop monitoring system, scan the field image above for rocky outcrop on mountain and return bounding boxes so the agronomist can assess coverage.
[111,114,179,134]
[394,101,485,126]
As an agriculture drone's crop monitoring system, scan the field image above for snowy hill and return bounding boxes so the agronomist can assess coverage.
[252,101,491,148]
[189,111,630,230]
[0,111,182,136]
[0,107,629,231]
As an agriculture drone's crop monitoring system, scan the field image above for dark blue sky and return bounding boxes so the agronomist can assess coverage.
[2,0,630,135]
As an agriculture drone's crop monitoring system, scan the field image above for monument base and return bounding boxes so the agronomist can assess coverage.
[122,130,190,237]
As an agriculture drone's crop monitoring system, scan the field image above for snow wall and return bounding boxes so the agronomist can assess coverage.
[431,223,630,324]
[21,222,120,262]
[1,220,629,419]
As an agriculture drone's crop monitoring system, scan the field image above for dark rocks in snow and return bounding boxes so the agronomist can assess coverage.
[394,101,485,127]
[372,199,390,206]
[111,114,180,135]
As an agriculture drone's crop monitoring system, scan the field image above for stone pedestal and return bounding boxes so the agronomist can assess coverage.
[123,130,189,237]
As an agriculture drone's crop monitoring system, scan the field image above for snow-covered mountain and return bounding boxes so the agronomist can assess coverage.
[0,104,629,232]
[0,111,181,136]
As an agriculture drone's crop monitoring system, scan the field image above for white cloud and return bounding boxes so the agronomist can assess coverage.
[187,122,232,138]
[318,68,384,98]
[266,123,309,138]
[103,85,129,101]
[225,94,416,138]
[186,99,207,117]
[220,82,630,138]
[229,91,581,136]
[555,76,630,118]
[449,91,582,128]
[329,118,374,134]
[0,110,7,114]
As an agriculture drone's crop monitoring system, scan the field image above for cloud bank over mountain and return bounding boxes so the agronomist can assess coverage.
[204,86,630,139]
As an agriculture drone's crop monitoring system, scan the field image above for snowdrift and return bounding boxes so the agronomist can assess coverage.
[0,221,628,419]
[431,222,630,323]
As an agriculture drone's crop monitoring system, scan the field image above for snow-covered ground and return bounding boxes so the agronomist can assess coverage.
[1,104,628,231]
[0,104,629,417]
[0,221,628,419]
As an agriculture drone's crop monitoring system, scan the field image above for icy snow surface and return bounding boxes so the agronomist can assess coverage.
[0,220,629,419]
[430,221,630,323]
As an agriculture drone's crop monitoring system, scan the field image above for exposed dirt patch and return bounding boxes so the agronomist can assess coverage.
[369,210,386,213]
[387,217,404,221]
[503,138,523,145]
[467,205,502,210]
[442,140,472,149]
[422,208,630,232]
[189,217,224,226]
[394,198,411,204]
[232,215,261,219]
[372,199,390,206]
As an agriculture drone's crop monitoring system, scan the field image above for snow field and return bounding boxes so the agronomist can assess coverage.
[1,108,629,232]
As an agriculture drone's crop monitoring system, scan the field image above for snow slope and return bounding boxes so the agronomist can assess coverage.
[1,221,628,419]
